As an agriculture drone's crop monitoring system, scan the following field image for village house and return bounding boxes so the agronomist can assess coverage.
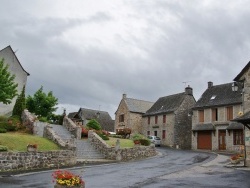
[142,86,196,149]
[69,108,114,132]
[232,61,250,166]
[0,46,29,115]
[191,81,244,152]
[115,94,154,134]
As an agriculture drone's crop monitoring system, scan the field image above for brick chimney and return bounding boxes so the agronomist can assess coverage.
[123,93,127,99]
[185,85,193,95]
[208,81,213,88]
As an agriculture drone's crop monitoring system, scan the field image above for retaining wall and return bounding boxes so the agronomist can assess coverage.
[88,131,157,161]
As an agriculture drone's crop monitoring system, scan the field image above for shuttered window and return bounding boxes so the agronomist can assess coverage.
[199,110,204,123]
[162,130,166,139]
[226,106,233,121]
[163,115,166,123]
[212,108,218,121]
[119,114,124,122]
[155,116,158,124]
[233,130,244,145]
[148,117,150,125]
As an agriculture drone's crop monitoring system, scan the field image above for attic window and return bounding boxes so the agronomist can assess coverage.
[210,95,216,100]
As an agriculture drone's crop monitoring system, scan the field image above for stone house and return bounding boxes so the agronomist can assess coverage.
[142,86,196,149]
[115,94,154,134]
[69,108,114,132]
[232,61,250,166]
[0,46,29,115]
[192,81,244,152]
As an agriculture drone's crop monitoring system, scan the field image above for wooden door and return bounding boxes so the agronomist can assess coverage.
[219,130,226,150]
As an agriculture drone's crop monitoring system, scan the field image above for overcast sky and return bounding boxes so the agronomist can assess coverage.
[1,0,250,119]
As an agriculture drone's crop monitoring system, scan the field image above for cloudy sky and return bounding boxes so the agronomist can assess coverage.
[1,0,250,118]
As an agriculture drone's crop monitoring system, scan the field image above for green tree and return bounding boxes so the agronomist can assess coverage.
[12,85,26,117]
[86,119,101,130]
[0,58,18,104]
[26,86,58,118]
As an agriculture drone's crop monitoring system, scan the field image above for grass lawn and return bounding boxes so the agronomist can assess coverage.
[0,132,60,152]
[106,137,134,148]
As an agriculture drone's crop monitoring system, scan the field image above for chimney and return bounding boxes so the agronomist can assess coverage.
[208,81,213,88]
[185,85,193,95]
[123,93,127,99]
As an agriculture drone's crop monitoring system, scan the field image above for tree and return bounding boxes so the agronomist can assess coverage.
[12,85,26,117]
[86,119,101,130]
[26,86,58,118]
[0,58,18,104]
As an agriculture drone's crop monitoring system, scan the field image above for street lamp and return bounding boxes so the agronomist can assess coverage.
[232,82,239,92]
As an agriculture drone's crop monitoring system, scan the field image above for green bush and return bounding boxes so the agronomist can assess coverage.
[86,119,101,130]
[0,145,8,152]
[38,116,48,122]
[0,128,7,133]
[98,133,109,140]
[139,138,151,146]
[132,133,145,141]
[0,116,8,122]
[8,115,21,125]
[0,122,17,131]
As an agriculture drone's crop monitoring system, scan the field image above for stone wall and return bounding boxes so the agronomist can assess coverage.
[63,116,82,139]
[88,131,157,161]
[0,150,76,172]
[21,109,37,133]
[43,125,76,150]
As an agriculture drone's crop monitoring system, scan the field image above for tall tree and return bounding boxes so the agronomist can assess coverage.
[0,58,18,104]
[12,85,26,117]
[26,86,58,118]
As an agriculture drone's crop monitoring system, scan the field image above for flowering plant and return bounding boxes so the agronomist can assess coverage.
[52,170,84,186]
[27,144,38,148]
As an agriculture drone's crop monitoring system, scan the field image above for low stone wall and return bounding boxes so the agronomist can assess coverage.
[21,109,37,133]
[0,150,77,172]
[63,116,82,139]
[88,131,157,161]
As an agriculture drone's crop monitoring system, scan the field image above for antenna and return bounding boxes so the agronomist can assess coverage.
[182,81,191,87]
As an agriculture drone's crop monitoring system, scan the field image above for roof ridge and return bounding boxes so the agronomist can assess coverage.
[126,97,154,103]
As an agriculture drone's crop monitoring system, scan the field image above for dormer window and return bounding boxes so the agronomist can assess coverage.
[210,95,216,100]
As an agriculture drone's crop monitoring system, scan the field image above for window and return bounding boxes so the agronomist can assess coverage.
[226,106,233,121]
[163,115,166,123]
[154,131,157,136]
[147,131,150,135]
[155,116,158,124]
[119,114,124,122]
[148,117,150,125]
[210,95,216,100]
[162,130,166,139]
[198,110,204,123]
[212,108,218,121]
[233,130,244,145]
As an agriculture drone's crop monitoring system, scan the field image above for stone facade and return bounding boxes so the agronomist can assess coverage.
[0,150,76,172]
[115,94,154,135]
[142,87,196,149]
[88,131,157,161]
[0,46,29,115]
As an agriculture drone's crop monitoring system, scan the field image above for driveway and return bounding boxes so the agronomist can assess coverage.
[0,147,250,188]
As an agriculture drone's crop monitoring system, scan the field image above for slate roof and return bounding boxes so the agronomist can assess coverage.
[143,92,186,116]
[193,82,243,109]
[234,61,250,81]
[192,123,215,131]
[78,108,114,131]
[232,111,250,123]
[68,112,77,119]
[125,98,154,114]
[227,122,244,130]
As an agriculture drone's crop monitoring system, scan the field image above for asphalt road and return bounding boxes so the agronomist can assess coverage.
[0,147,250,188]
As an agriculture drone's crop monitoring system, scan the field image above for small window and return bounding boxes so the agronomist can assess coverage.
[163,115,166,123]
[155,116,158,124]
[162,130,166,139]
[119,114,124,122]
[147,131,150,135]
[212,108,218,121]
[148,117,150,125]
[199,110,204,123]
[226,106,233,121]
[234,130,244,145]
[210,95,216,100]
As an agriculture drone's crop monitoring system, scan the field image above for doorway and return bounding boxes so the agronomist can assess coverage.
[219,130,226,150]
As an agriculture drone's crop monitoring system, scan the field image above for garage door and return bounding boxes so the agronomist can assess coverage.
[197,131,212,150]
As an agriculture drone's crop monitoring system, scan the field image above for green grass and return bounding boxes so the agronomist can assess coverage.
[0,132,60,152]
[106,137,134,148]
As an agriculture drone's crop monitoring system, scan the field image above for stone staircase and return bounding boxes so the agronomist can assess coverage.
[42,124,107,162]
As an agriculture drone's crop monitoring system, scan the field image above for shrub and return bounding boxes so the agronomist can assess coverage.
[98,133,109,140]
[8,115,21,125]
[139,138,151,146]
[0,145,8,152]
[0,128,7,133]
[132,133,145,141]
[86,119,101,130]
[0,116,8,122]
[0,122,17,131]
[38,116,48,122]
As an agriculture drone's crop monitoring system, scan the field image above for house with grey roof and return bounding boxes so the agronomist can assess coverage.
[192,81,244,152]
[142,86,196,149]
[69,108,114,132]
[115,94,154,134]
[232,61,250,166]
[0,46,29,115]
